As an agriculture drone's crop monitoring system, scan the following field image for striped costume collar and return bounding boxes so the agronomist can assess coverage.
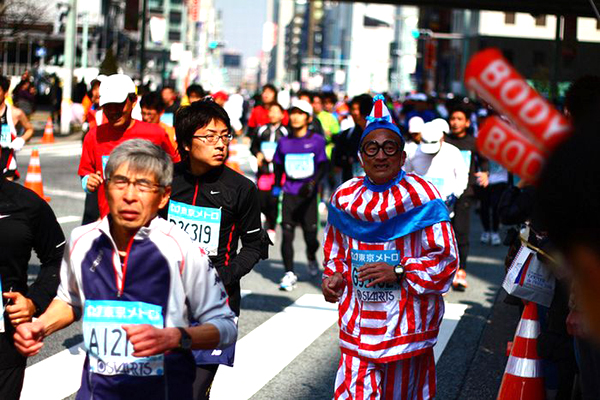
[327,173,450,243]
[363,170,405,192]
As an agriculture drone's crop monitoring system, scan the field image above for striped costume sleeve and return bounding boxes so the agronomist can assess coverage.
[401,220,458,295]
[322,221,349,279]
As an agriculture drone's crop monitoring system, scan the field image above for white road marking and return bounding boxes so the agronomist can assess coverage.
[20,142,82,158]
[44,188,86,200]
[468,255,504,266]
[57,215,82,224]
[20,343,86,400]
[210,294,339,400]
[434,303,468,363]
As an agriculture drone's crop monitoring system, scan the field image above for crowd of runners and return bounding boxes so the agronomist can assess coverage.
[2,69,600,400]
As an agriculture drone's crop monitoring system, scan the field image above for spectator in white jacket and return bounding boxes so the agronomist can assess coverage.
[404,121,469,204]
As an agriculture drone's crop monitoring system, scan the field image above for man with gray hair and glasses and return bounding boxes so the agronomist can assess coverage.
[13,139,237,400]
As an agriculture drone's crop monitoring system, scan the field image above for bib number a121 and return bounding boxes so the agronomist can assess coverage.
[83,300,164,376]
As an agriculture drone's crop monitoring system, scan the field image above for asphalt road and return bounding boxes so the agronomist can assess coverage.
[13,136,519,400]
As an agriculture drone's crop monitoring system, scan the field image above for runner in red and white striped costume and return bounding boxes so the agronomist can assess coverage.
[322,95,459,399]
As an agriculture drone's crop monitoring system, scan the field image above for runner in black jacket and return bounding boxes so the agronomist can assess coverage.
[159,99,265,400]
[0,176,65,399]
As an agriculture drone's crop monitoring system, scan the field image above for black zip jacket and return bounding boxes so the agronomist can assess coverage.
[160,162,263,315]
[0,178,65,367]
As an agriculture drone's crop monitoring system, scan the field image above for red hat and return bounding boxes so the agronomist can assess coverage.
[213,91,229,102]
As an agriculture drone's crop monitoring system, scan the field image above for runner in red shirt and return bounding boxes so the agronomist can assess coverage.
[78,74,179,218]
[247,84,288,139]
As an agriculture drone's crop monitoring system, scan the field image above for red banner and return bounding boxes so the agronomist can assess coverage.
[465,48,570,153]
[476,116,546,183]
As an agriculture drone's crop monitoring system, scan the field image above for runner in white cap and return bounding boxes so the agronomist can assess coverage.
[78,74,179,219]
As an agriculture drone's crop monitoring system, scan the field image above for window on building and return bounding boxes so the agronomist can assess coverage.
[533,51,546,67]
[169,11,182,24]
[535,15,547,27]
[171,0,182,4]
[168,31,181,41]
[505,12,516,25]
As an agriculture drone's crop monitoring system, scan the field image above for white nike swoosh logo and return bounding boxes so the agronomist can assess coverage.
[210,191,220,195]
[0,214,10,219]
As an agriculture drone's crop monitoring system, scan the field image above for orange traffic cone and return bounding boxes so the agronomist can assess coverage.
[497,302,545,400]
[41,117,55,143]
[24,148,50,202]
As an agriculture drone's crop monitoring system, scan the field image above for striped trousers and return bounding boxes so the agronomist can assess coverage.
[334,348,436,400]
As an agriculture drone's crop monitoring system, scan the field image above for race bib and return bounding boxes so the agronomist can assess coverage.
[261,142,277,163]
[161,113,174,127]
[168,200,221,256]
[83,300,164,376]
[351,250,401,302]
[284,153,314,179]
[352,162,365,178]
[460,150,472,170]
[0,124,11,147]
[101,155,110,177]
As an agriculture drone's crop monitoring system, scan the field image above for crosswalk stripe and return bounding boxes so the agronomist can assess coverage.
[20,343,86,400]
[20,143,82,158]
[20,293,466,400]
[210,294,338,399]
[44,188,86,201]
[57,215,82,224]
[434,303,468,363]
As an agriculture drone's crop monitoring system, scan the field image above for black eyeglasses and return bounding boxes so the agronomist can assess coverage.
[107,175,163,193]
[192,133,233,145]
[361,140,401,157]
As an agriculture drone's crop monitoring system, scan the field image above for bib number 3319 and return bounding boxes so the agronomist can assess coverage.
[83,300,164,377]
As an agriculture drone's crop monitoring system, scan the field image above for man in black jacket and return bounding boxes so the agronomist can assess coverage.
[0,176,65,399]
[445,105,489,291]
[160,99,265,399]
[332,94,372,183]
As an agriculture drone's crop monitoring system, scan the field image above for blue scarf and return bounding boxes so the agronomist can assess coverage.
[327,177,450,243]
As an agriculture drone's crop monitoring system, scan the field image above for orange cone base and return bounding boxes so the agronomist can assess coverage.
[41,134,54,144]
[497,374,545,400]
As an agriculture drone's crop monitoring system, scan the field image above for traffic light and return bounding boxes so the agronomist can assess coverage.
[411,29,420,39]
[208,41,219,49]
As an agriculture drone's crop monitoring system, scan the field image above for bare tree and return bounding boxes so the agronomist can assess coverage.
[0,0,52,41]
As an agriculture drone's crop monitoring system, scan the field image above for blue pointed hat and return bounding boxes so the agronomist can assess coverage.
[360,94,403,143]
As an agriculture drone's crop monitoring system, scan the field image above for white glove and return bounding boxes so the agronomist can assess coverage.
[9,137,25,152]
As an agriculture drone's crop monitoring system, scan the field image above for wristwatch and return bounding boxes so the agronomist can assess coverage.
[177,327,192,350]
[394,264,405,282]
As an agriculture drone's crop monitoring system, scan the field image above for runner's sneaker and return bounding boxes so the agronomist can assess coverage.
[267,229,276,244]
[279,271,298,291]
[307,260,320,277]
[491,232,502,246]
[452,269,468,291]
[480,231,490,244]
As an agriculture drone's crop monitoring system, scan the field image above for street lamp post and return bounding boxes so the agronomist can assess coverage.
[60,0,77,136]
[139,0,148,82]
